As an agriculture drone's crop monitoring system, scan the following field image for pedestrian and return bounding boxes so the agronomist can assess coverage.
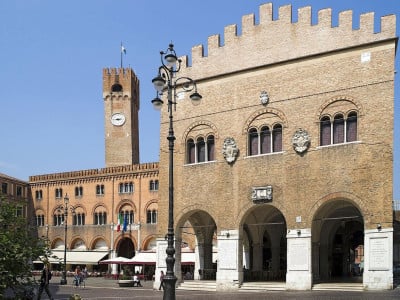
[37,264,53,300]
[158,270,165,290]
[74,266,82,287]
[133,271,142,287]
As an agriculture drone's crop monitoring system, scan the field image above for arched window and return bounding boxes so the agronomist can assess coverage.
[248,124,283,156]
[146,210,158,224]
[187,139,195,164]
[94,211,107,225]
[186,135,215,164]
[73,212,85,226]
[207,135,215,161]
[35,214,45,226]
[249,128,258,156]
[272,124,282,152]
[149,180,159,191]
[260,126,271,154]
[96,184,105,195]
[120,209,134,224]
[75,186,83,197]
[346,112,358,142]
[320,116,331,146]
[119,182,134,193]
[112,84,123,92]
[53,211,64,226]
[333,114,345,144]
[320,111,358,146]
[197,137,206,163]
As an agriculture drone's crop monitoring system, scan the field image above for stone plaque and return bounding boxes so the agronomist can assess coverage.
[288,239,309,271]
[157,243,167,268]
[369,237,389,270]
[219,240,237,269]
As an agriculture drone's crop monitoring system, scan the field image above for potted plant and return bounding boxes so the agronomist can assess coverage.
[118,267,134,287]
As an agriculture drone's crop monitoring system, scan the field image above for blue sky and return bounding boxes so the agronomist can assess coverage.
[0,1,399,199]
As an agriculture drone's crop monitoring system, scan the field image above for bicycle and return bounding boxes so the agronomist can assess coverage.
[72,275,85,288]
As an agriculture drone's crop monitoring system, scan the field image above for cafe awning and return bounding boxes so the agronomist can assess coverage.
[127,251,196,265]
[34,250,108,265]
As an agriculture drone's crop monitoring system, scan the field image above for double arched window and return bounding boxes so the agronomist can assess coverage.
[320,111,357,146]
[187,135,215,164]
[248,124,282,156]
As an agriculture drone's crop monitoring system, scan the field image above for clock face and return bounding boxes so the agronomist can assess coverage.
[111,113,126,126]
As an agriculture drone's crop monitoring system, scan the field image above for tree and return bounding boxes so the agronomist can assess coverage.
[0,195,47,299]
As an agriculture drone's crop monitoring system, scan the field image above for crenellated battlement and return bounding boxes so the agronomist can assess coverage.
[179,3,396,79]
[102,67,139,95]
[29,162,159,183]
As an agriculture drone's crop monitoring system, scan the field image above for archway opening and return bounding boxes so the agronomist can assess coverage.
[312,199,364,283]
[241,204,287,282]
[176,210,217,281]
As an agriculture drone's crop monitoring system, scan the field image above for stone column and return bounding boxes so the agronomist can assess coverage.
[194,243,204,280]
[216,230,240,291]
[154,238,167,290]
[175,237,182,283]
[286,229,312,290]
[363,227,393,290]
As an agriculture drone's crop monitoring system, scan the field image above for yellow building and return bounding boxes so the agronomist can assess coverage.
[29,68,160,277]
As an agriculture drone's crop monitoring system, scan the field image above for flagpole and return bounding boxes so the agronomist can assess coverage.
[120,42,123,69]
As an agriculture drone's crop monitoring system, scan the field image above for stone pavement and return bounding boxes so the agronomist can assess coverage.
[39,276,400,300]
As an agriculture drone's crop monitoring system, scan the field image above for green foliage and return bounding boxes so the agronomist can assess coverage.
[0,195,47,299]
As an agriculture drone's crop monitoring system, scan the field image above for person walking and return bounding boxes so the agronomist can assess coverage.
[74,266,82,287]
[158,270,165,290]
[37,264,53,300]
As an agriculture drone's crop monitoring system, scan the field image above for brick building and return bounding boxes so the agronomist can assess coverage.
[154,3,397,291]
[1,2,397,292]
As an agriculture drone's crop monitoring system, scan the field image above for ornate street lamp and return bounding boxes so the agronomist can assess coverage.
[59,194,75,285]
[151,43,201,300]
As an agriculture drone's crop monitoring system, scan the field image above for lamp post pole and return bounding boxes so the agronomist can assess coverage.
[151,43,201,300]
[60,194,71,285]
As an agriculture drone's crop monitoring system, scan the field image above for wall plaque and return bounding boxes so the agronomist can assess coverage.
[157,243,167,268]
[288,239,309,271]
[369,237,389,270]
[219,239,238,269]
[251,186,272,203]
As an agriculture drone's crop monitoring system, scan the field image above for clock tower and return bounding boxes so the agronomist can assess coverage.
[103,68,140,167]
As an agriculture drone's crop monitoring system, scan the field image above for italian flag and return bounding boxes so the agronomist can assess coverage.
[116,213,123,232]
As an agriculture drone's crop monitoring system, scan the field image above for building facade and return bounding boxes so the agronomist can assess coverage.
[29,68,159,275]
[154,3,397,291]
[0,173,31,218]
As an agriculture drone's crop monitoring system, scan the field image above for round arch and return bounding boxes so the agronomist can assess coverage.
[238,203,287,282]
[311,198,364,282]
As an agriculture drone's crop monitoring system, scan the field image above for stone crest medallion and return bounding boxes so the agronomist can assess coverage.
[222,137,238,163]
[292,128,310,153]
[259,91,269,105]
